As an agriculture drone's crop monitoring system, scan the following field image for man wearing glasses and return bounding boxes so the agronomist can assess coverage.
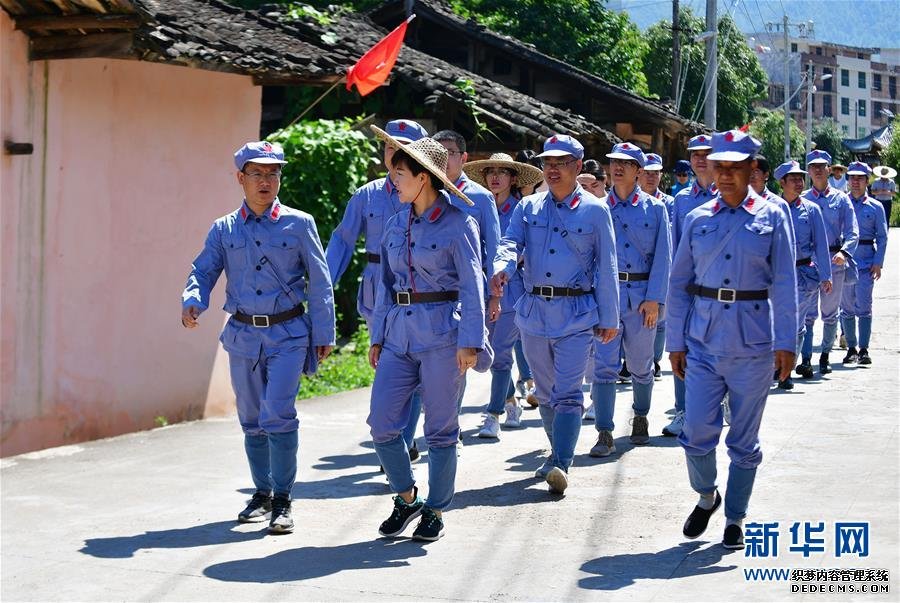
[492,135,619,495]
[181,141,336,535]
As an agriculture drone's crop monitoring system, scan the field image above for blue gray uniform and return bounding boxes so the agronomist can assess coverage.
[788,197,832,355]
[591,186,670,432]
[183,199,336,497]
[802,185,859,355]
[840,194,888,350]
[494,185,619,472]
[653,188,675,364]
[667,191,796,521]
[367,192,486,511]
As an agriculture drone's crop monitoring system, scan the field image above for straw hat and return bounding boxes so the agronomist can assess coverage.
[873,165,897,179]
[830,163,847,172]
[462,153,544,190]
[370,125,473,206]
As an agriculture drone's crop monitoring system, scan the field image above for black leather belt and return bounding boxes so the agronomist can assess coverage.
[618,272,650,282]
[796,257,812,266]
[858,239,875,245]
[233,304,304,327]
[531,286,594,298]
[366,252,381,263]
[829,244,842,252]
[687,284,768,302]
[394,290,458,305]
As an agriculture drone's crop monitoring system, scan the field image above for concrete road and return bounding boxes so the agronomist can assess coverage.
[3,243,898,602]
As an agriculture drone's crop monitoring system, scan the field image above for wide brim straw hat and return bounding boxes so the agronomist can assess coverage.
[370,125,473,206]
[873,165,897,179]
[830,163,847,171]
[462,153,544,190]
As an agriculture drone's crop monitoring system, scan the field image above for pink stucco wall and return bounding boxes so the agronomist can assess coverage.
[1,11,260,455]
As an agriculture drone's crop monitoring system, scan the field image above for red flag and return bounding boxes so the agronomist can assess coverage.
[346,15,413,97]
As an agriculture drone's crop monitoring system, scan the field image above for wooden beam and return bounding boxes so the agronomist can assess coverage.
[30,32,134,60]
[15,14,140,32]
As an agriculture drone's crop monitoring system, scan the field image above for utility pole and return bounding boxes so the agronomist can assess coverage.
[805,60,814,159]
[672,0,681,106]
[704,0,717,129]
[782,15,790,160]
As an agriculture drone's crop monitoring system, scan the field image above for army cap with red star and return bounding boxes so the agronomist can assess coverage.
[707,130,762,162]
[384,119,428,144]
[536,134,584,160]
[234,141,288,171]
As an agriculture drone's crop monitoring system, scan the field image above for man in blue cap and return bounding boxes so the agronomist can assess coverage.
[840,161,888,366]
[775,160,832,388]
[667,130,797,550]
[802,150,859,375]
[670,159,693,197]
[492,134,619,494]
[327,119,428,460]
[639,152,675,380]
[182,141,336,534]
[664,134,717,438]
[588,144,670,457]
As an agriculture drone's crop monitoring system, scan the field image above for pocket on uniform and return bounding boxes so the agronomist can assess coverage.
[741,222,774,256]
[690,222,719,256]
[222,235,247,269]
[738,302,773,345]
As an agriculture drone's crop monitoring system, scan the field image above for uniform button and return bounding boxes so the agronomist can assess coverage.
[546,272,552,277]
[255,240,261,246]
[256,265,261,271]
[724,278,730,284]
[626,263,631,268]
[431,244,437,249]
[725,254,731,260]
[415,219,421,224]
[406,310,412,316]
[644,222,649,227]
[533,220,538,225]
[369,213,374,217]
[552,227,558,232]
[623,224,628,229]
[256,289,262,295]
[557,203,563,209]
[578,228,583,232]
[255,217,261,223]
[410,242,415,247]
[626,283,632,289]
[549,249,555,254]
[282,242,287,247]
[754,303,760,310]
[624,243,630,248]
[730,209,736,214]
[724,303,730,309]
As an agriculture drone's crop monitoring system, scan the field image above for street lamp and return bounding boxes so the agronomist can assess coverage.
[805,62,831,160]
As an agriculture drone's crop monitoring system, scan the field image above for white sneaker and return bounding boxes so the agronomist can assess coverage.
[503,402,522,428]
[524,380,539,408]
[583,403,596,421]
[662,410,685,436]
[477,414,501,438]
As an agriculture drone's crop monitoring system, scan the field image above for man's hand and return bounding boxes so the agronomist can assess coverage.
[775,349,796,382]
[317,345,334,362]
[457,347,478,374]
[368,344,382,369]
[488,296,502,323]
[181,306,200,329]
[593,327,618,344]
[669,351,687,380]
[871,265,882,280]
[821,279,833,294]
[831,252,846,266]
[638,300,660,329]
[490,272,509,297]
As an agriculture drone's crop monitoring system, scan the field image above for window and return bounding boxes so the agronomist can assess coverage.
[859,127,866,138]
[815,46,822,55]
[841,97,850,114]
[841,69,849,86]
[791,42,798,53]
[493,57,512,76]
[890,76,897,99]
[823,68,833,91]
[874,73,882,91]
[823,94,833,117]
[842,125,849,134]
[874,101,883,116]
[858,100,866,116]
[858,72,866,88]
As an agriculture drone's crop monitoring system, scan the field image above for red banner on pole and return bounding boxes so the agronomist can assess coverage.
[346,16,413,97]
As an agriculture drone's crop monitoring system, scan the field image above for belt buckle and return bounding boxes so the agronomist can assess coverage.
[396,291,411,306]
[251,314,270,328]
[539,286,555,298]
[717,288,736,303]
[618,272,629,282]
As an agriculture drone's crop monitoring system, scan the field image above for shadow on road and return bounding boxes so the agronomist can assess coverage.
[578,541,738,590]
[80,521,266,558]
[203,539,428,583]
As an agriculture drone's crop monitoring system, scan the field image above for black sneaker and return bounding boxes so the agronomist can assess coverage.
[654,362,662,381]
[772,369,780,382]
[722,524,745,550]
[378,488,424,537]
[795,362,814,379]
[237,491,272,523]
[683,490,721,539]
[777,377,794,390]
[819,353,832,375]
[408,443,420,463]
[268,496,294,534]
[842,347,859,364]
[412,507,445,542]
[618,362,631,383]
[858,349,872,365]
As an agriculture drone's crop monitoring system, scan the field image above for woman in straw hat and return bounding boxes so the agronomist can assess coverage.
[870,165,897,221]
[366,126,488,542]
[463,153,542,438]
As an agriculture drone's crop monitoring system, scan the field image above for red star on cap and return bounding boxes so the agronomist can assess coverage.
[550,136,558,143]
[262,142,272,152]
[724,132,734,142]
[398,122,407,131]
[622,143,631,150]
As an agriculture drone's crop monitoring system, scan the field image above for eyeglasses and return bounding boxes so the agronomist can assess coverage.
[444,149,464,157]
[243,171,282,181]
[542,158,577,170]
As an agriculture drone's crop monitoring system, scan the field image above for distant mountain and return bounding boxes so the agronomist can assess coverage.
[609,0,899,51]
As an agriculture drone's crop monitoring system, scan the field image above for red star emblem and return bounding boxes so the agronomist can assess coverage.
[724,132,734,142]
[550,136,558,143]
[262,142,272,152]
[398,122,407,131]
[622,143,631,150]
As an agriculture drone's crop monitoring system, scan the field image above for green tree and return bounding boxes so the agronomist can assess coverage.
[877,116,900,226]
[642,9,768,129]
[749,108,806,165]
[447,0,649,95]
[812,119,852,166]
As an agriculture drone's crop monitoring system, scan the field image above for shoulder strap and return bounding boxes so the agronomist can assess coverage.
[241,227,304,307]
[546,194,592,283]
[694,212,751,284]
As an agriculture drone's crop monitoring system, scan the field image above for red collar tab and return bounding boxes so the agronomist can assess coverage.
[654,190,663,199]
[692,183,699,196]
[500,199,513,215]
[385,178,394,194]
[569,192,581,209]
[812,186,830,198]
[427,205,443,222]
[455,174,467,191]
[269,201,281,221]
[712,200,721,213]
[631,192,640,206]
[793,197,803,208]
[741,192,762,214]
[240,205,248,221]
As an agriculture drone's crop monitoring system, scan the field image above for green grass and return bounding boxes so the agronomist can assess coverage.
[297,323,375,399]
[890,200,900,227]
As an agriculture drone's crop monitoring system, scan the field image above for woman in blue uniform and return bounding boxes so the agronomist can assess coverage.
[366,126,488,542]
